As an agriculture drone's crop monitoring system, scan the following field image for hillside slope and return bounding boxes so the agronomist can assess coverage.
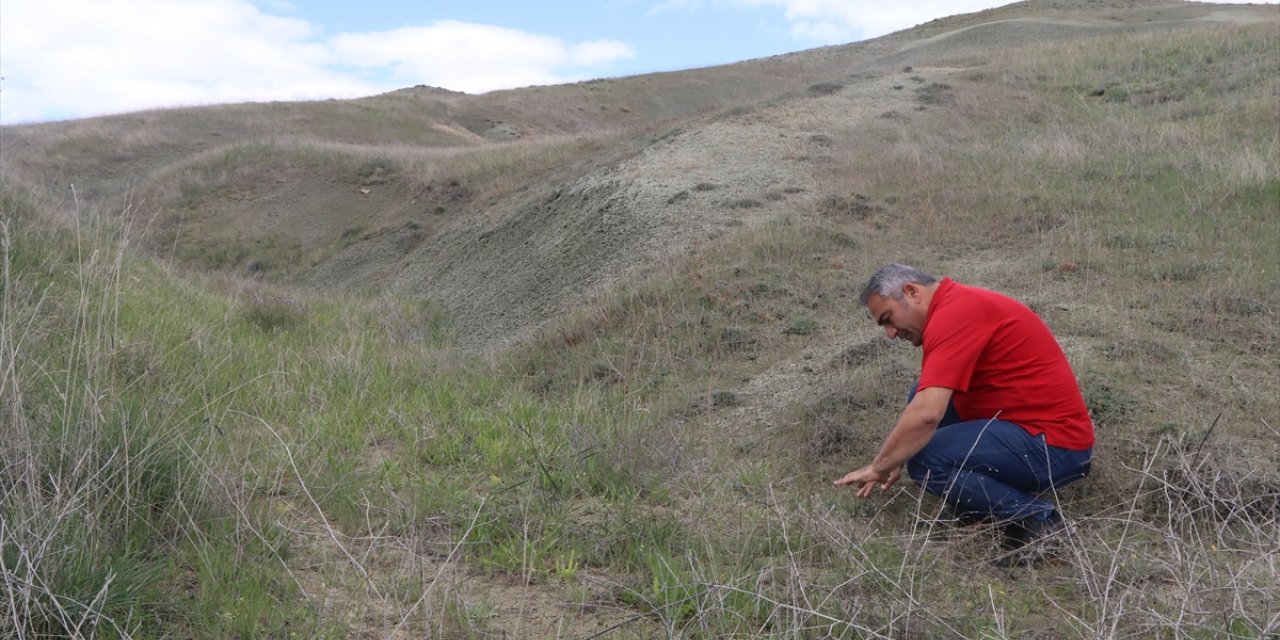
[3,1,1271,351]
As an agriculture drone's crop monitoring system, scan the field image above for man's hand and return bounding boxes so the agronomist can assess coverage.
[833,387,951,498]
[833,464,902,498]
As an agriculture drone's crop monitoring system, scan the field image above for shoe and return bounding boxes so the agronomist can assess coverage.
[992,514,1067,567]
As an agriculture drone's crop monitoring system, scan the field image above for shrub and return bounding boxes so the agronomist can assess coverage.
[783,317,819,336]
[808,82,845,95]
[356,157,400,184]
[239,291,309,332]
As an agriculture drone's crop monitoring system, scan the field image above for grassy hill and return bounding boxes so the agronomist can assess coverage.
[2,1,1277,637]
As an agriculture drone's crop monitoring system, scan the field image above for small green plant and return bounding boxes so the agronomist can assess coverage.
[1103,85,1131,103]
[355,157,400,183]
[819,193,881,219]
[783,317,819,336]
[711,389,740,406]
[808,82,845,95]
[555,548,580,581]
[1153,261,1213,282]
[238,292,309,332]
[914,82,953,105]
[177,179,211,209]
[1082,380,1138,428]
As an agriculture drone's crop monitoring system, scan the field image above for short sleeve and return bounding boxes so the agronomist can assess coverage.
[918,302,997,393]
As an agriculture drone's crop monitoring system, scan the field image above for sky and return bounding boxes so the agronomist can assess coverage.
[1,0,1273,125]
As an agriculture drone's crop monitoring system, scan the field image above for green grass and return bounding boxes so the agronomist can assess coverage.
[3,186,733,637]
[2,187,1035,637]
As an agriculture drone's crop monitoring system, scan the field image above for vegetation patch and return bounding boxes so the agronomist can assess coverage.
[238,288,311,332]
[1081,380,1139,429]
[913,82,954,106]
[783,316,819,335]
[808,82,845,95]
[818,193,883,219]
[355,157,400,184]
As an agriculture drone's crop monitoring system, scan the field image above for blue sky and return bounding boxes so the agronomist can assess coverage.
[1,0,1272,125]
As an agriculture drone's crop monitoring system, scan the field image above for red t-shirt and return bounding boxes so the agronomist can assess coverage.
[917,278,1094,450]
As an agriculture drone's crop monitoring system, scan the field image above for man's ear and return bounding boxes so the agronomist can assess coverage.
[902,282,920,302]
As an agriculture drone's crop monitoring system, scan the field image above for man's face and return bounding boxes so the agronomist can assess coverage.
[866,285,927,347]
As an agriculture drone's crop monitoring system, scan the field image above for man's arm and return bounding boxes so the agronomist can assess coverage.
[833,386,954,498]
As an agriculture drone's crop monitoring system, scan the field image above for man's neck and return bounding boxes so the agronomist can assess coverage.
[918,281,940,312]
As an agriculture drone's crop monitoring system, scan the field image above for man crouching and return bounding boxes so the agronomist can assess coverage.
[834,263,1094,566]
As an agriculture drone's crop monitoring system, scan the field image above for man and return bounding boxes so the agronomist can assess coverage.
[833,264,1094,565]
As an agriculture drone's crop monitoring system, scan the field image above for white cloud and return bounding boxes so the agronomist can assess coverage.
[730,0,1026,43]
[702,0,1278,44]
[0,0,633,124]
[789,18,854,42]
[571,41,638,67]
[329,21,634,94]
[648,0,705,13]
[647,0,1019,42]
[1,0,362,123]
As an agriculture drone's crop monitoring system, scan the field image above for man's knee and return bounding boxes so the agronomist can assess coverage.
[906,458,928,485]
[907,432,970,488]
[906,454,941,487]
[1052,453,1092,487]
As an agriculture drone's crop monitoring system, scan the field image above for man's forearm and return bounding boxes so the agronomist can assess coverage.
[870,400,943,473]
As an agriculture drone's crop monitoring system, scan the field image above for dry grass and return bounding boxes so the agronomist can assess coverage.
[2,3,1277,638]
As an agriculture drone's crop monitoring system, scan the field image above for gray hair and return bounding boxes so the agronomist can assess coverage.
[859,263,938,306]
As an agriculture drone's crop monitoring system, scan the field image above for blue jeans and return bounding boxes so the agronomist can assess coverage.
[905,384,1092,523]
